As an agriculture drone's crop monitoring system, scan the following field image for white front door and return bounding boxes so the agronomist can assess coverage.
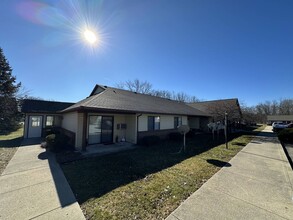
[28,116,43,138]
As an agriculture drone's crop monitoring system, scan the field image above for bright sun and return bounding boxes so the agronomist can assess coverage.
[83,29,97,45]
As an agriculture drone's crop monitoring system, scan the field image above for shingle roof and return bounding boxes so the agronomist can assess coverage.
[21,99,74,113]
[188,99,242,119]
[62,85,210,116]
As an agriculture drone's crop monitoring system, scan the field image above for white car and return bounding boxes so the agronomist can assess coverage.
[272,122,291,132]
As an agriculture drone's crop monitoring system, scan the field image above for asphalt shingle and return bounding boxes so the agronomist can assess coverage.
[62,85,209,116]
[21,99,74,113]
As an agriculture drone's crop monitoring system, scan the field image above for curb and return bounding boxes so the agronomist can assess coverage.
[281,142,293,170]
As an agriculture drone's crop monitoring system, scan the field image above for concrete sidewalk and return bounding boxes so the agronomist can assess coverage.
[0,139,85,220]
[166,126,293,220]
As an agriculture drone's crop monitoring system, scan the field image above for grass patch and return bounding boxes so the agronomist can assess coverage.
[243,124,266,133]
[0,127,23,174]
[62,127,263,220]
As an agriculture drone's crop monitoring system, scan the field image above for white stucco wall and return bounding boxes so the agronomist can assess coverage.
[62,112,82,150]
[113,114,126,142]
[76,113,84,149]
[125,115,136,143]
[138,115,148,132]
[182,116,188,125]
[62,112,78,133]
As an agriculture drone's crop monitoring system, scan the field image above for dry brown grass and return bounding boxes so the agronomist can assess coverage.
[0,127,23,174]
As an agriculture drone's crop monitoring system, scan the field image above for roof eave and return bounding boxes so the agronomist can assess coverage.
[60,106,210,117]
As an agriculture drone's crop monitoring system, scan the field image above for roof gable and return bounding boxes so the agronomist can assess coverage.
[89,85,106,96]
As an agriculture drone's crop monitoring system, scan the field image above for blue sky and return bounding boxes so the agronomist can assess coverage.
[1,0,292,106]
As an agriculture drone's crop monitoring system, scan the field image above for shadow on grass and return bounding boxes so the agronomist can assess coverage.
[241,124,263,132]
[231,141,247,146]
[61,132,246,204]
[207,159,231,167]
[0,137,23,148]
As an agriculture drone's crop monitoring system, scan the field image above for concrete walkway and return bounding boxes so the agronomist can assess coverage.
[0,139,85,220]
[166,126,293,220]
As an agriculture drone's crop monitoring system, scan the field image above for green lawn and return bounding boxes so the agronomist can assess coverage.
[0,127,24,174]
[62,125,265,220]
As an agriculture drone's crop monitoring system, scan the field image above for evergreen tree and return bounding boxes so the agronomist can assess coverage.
[0,47,21,134]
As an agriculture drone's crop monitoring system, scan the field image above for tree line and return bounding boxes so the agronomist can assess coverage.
[116,79,199,102]
[117,79,293,124]
[242,99,293,123]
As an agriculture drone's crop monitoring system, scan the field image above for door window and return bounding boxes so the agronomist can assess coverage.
[31,116,41,127]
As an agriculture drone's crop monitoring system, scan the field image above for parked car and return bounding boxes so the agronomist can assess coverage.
[272,122,284,128]
[273,122,293,132]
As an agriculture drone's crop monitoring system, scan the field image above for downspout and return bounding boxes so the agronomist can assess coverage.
[136,113,142,144]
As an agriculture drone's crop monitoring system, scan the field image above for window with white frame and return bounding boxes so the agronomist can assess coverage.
[46,116,54,126]
[174,116,182,128]
[148,116,160,131]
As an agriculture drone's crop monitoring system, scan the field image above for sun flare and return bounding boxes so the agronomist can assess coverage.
[83,29,97,45]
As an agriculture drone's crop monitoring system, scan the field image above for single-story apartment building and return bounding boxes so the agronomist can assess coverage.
[21,99,74,138]
[267,115,293,125]
[22,85,211,151]
[188,98,242,124]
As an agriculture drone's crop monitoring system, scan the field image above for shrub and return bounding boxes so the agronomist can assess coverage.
[45,133,70,152]
[278,128,293,143]
[169,132,183,141]
[139,135,161,146]
[43,127,60,137]
[186,130,196,138]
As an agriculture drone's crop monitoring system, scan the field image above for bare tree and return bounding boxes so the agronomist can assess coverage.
[126,79,152,94]
[116,79,153,94]
[240,104,266,124]
[117,79,199,102]
[279,99,293,115]
[254,99,293,116]
[255,101,272,115]
[187,95,200,103]
[271,100,279,115]
[151,90,172,99]
[206,101,242,122]
[16,85,31,100]
[115,82,125,89]
[172,92,188,102]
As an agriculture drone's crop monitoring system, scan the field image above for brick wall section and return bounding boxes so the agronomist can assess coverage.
[42,127,76,147]
[137,129,178,141]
